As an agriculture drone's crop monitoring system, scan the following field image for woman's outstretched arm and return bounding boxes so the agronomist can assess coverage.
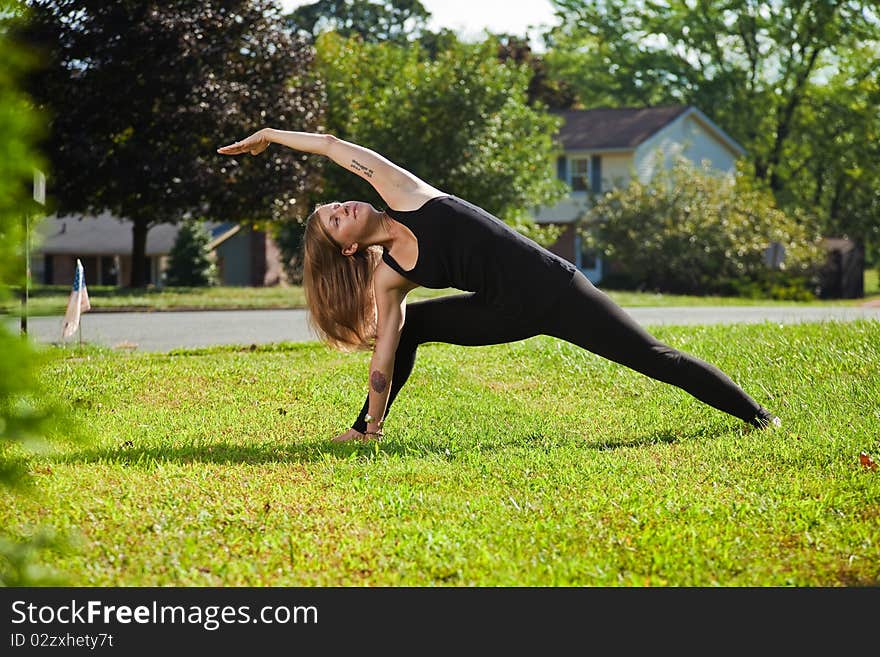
[217,128,438,209]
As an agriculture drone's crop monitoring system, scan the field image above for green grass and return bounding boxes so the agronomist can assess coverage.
[4,273,880,317]
[2,321,879,586]
[3,284,310,315]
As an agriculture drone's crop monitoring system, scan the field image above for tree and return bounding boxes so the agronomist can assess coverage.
[276,30,571,279]
[495,34,577,110]
[314,32,568,245]
[285,0,430,44]
[544,0,880,254]
[17,0,324,287]
[164,219,218,287]
[778,49,880,260]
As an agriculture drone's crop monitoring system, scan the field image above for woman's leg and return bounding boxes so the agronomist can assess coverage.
[351,293,543,433]
[543,272,778,427]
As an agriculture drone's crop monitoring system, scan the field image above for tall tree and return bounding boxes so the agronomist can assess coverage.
[544,0,880,252]
[164,218,218,287]
[495,33,578,110]
[315,32,568,245]
[285,0,430,44]
[17,0,324,287]
[284,0,468,60]
[780,47,880,255]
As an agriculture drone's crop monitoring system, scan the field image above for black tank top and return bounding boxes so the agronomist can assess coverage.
[382,195,578,318]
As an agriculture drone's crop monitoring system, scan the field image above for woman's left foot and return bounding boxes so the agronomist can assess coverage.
[750,409,782,430]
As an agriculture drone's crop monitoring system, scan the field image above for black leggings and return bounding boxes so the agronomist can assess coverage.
[352,271,768,433]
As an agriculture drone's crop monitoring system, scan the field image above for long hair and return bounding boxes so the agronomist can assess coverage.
[302,204,382,352]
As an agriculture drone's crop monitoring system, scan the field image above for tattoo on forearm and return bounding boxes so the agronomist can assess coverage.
[351,159,374,178]
[370,370,388,394]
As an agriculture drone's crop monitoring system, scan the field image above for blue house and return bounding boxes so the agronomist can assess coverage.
[534,104,746,283]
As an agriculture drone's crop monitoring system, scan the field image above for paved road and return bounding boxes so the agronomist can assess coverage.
[8,305,880,353]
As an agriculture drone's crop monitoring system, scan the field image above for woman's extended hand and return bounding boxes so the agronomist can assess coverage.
[217,128,272,156]
[331,428,368,443]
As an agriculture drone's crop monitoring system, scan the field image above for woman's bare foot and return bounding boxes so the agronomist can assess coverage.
[331,428,366,443]
[746,410,782,432]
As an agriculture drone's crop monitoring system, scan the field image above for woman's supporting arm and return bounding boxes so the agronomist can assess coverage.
[362,267,408,436]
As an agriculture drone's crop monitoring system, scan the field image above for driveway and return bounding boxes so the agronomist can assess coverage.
[8,305,880,353]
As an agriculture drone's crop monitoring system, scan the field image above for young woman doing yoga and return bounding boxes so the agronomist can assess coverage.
[218,128,781,442]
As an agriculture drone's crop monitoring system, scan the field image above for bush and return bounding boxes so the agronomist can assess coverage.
[0,4,85,585]
[164,219,218,287]
[582,157,826,297]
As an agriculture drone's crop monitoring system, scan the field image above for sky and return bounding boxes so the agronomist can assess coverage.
[277,0,561,51]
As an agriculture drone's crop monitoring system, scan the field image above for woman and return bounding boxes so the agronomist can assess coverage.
[218,128,781,442]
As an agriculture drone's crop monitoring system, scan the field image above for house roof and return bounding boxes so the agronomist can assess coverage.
[33,212,235,256]
[554,104,744,155]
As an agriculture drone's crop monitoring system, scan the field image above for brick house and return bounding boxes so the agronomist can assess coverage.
[31,212,287,287]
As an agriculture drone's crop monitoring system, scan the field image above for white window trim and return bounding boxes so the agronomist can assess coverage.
[568,155,591,193]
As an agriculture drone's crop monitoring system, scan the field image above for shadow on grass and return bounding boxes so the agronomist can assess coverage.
[54,426,719,467]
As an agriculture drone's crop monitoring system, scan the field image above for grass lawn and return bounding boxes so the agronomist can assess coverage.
[2,321,878,586]
[4,266,879,316]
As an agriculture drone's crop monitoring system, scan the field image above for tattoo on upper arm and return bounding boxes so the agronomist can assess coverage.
[370,370,388,393]
[351,159,374,178]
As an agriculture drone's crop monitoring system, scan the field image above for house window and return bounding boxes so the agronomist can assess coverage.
[570,157,589,191]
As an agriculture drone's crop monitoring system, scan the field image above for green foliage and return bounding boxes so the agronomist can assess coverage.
[583,157,826,297]
[495,34,577,110]
[314,32,567,246]
[0,21,41,288]
[0,525,68,586]
[17,0,325,286]
[164,220,218,287]
[0,6,85,585]
[2,322,878,585]
[285,0,431,44]
[0,6,46,475]
[275,220,306,285]
[779,53,880,255]
[544,1,880,255]
[867,268,879,296]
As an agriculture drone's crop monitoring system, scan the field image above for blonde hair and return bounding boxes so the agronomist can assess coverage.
[302,204,382,352]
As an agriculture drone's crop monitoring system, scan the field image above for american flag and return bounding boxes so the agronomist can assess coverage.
[61,258,91,339]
